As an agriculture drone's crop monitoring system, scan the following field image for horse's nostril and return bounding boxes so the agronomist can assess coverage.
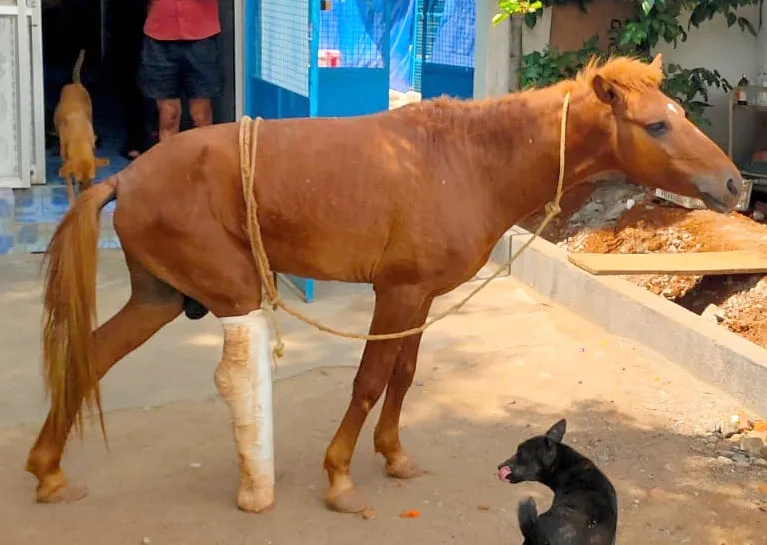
[726,178,741,197]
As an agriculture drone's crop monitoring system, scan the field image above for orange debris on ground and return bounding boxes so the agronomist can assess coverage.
[519,180,767,348]
[398,509,421,519]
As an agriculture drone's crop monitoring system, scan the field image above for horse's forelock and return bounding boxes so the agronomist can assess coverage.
[576,56,665,93]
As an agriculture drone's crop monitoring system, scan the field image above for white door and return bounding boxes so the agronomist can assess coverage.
[0,0,45,188]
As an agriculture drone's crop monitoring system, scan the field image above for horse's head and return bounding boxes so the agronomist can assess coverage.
[588,54,743,212]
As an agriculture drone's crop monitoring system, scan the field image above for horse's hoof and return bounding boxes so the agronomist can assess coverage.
[37,475,88,504]
[237,490,276,514]
[386,453,425,480]
[325,485,368,513]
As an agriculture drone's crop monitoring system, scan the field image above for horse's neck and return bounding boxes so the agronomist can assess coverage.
[464,87,616,238]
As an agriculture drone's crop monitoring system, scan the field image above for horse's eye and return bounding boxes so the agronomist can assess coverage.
[645,121,669,137]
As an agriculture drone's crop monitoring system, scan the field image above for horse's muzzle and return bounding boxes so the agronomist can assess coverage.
[693,172,744,213]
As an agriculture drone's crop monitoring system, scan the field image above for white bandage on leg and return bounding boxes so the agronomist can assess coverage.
[214,309,275,513]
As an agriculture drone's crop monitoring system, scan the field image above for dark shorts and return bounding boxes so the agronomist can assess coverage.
[138,35,222,100]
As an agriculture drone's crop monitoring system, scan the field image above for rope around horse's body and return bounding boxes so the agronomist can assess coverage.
[238,92,572,360]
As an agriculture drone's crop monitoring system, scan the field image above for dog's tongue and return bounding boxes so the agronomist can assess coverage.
[497,465,511,482]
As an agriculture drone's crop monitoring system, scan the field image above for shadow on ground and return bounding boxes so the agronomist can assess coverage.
[1,252,764,544]
[2,365,764,545]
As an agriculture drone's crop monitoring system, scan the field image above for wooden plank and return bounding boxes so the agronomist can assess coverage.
[567,250,767,276]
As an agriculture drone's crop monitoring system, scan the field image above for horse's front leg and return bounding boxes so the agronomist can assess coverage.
[323,286,428,514]
[373,297,433,478]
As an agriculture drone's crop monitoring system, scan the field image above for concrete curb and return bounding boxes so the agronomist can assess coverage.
[500,226,767,414]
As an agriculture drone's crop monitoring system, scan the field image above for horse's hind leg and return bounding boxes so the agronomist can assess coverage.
[26,258,183,503]
[373,297,433,478]
[323,286,428,513]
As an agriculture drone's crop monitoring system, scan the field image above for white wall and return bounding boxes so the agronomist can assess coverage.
[652,4,761,159]
[522,8,552,56]
[519,4,762,159]
[474,0,512,99]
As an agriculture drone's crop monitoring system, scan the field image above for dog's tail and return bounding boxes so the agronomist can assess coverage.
[517,497,546,545]
[72,49,86,83]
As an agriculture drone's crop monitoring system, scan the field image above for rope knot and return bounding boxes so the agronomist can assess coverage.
[544,201,562,217]
[272,342,285,359]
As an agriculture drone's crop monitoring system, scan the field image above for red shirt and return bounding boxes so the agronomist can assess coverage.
[144,0,221,41]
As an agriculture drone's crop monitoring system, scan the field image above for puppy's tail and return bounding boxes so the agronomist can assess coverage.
[72,49,86,83]
[517,497,546,545]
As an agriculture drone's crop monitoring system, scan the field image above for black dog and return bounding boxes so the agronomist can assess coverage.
[496,419,617,545]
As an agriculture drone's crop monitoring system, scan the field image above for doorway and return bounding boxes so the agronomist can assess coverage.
[40,0,237,188]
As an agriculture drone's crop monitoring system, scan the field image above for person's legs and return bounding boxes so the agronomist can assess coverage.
[156,99,182,141]
[138,36,183,142]
[188,98,213,128]
[182,35,221,128]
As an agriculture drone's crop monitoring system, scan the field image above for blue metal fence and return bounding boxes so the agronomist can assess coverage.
[245,0,315,301]
[244,0,475,302]
[415,0,475,99]
[314,0,391,117]
[245,0,397,302]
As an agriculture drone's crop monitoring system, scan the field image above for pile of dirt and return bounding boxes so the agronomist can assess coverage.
[519,180,767,348]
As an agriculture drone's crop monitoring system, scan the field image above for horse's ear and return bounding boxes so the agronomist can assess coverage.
[592,75,621,107]
[650,53,663,71]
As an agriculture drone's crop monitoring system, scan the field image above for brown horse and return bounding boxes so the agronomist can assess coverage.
[26,54,743,514]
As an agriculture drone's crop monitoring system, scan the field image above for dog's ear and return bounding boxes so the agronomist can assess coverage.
[545,419,567,443]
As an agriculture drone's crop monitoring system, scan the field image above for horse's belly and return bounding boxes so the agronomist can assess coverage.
[266,235,382,284]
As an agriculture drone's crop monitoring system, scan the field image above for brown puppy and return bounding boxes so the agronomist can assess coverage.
[53,49,109,204]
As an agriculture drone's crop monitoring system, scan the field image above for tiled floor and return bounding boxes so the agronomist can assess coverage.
[4,82,134,254]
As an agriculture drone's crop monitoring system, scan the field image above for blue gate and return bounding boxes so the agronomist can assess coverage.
[414,0,475,99]
[244,0,394,303]
[316,0,391,116]
[245,0,316,302]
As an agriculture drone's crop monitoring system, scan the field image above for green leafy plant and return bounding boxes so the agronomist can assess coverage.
[492,0,544,24]
[496,0,762,125]
[518,36,602,88]
[662,63,732,126]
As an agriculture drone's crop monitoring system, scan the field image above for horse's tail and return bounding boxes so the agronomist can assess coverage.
[517,497,545,545]
[72,49,85,83]
[42,178,117,445]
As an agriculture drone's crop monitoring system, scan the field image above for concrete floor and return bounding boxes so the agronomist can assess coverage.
[1,250,764,545]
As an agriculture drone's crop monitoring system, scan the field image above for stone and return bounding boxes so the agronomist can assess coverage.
[702,304,725,323]
[717,456,735,465]
[732,453,750,465]
[728,433,743,444]
[742,436,767,457]
[754,458,767,468]
[706,435,719,444]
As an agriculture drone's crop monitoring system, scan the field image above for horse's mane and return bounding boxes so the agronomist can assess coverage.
[575,56,664,92]
[396,55,664,135]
